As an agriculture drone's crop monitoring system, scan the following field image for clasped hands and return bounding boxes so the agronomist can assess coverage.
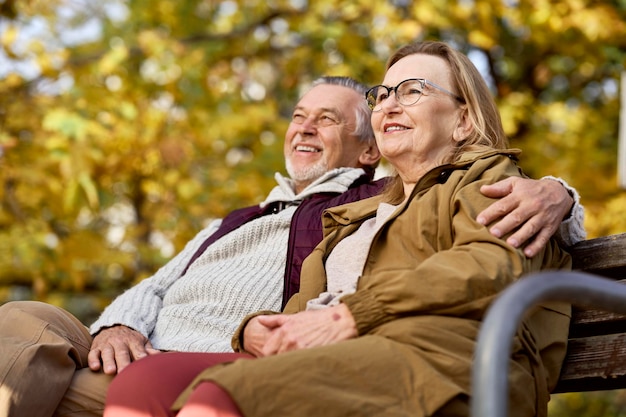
[242,303,358,358]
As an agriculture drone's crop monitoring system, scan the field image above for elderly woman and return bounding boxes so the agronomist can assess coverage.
[105,41,571,417]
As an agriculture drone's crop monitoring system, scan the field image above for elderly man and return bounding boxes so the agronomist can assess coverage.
[0,76,584,417]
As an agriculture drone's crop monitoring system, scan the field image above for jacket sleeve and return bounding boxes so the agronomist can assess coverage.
[88,220,222,337]
[340,160,571,336]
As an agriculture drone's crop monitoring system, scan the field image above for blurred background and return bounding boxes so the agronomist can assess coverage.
[1,0,625,414]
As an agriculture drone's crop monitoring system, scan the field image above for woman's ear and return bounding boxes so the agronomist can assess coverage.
[358,142,382,167]
[453,108,472,143]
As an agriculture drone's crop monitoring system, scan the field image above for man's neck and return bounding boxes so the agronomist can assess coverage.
[294,180,312,195]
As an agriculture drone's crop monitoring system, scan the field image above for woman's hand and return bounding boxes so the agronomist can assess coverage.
[251,304,358,357]
[242,315,277,357]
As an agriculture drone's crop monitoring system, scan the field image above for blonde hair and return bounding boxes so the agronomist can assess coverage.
[382,41,508,202]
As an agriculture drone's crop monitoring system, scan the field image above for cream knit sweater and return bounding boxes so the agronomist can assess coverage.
[89,168,366,352]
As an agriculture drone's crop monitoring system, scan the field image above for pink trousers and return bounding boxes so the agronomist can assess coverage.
[104,352,252,417]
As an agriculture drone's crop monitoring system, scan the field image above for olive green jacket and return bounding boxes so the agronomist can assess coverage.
[177,149,572,417]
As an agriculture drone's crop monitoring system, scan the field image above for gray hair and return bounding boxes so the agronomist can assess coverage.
[311,76,375,145]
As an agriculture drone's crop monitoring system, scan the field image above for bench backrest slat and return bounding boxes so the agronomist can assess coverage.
[571,233,626,276]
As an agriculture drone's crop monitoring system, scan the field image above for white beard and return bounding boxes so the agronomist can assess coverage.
[285,157,329,184]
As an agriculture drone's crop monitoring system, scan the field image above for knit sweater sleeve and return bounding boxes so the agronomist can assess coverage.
[88,219,222,338]
[541,176,586,247]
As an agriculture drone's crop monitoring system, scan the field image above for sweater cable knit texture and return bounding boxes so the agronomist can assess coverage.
[89,168,366,352]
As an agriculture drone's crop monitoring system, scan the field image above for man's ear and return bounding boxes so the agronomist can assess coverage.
[359,142,382,167]
[453,108,473,143]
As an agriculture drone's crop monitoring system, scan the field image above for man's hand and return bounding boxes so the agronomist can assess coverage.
[250,304,357,358]
[477,177,574,258]
[88,325,161,375]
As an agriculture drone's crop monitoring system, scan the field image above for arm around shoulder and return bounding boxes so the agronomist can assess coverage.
[541,176,587,247]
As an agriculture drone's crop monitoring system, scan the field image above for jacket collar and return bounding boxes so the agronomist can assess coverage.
[322,148,521,227]
[409,148,521,196]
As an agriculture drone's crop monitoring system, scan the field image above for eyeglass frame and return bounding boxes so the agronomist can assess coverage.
[365,78,466,112]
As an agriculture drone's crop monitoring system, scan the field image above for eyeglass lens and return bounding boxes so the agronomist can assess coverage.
[367,79,425,111]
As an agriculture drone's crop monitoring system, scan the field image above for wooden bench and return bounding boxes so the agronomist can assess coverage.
[471,232,626,417]
[555,232,626,393]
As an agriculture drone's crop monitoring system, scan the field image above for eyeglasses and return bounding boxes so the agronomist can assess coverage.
[365,78,466,112]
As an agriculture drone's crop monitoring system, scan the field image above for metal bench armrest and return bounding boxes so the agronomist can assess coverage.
[471,271,626,417]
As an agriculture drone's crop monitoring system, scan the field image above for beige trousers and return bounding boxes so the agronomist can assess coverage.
[0,301,113,417]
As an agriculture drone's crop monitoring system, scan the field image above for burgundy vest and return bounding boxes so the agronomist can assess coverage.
[182,175,387,309]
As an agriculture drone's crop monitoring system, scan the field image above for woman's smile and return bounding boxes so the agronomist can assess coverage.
[383,123,410,134]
